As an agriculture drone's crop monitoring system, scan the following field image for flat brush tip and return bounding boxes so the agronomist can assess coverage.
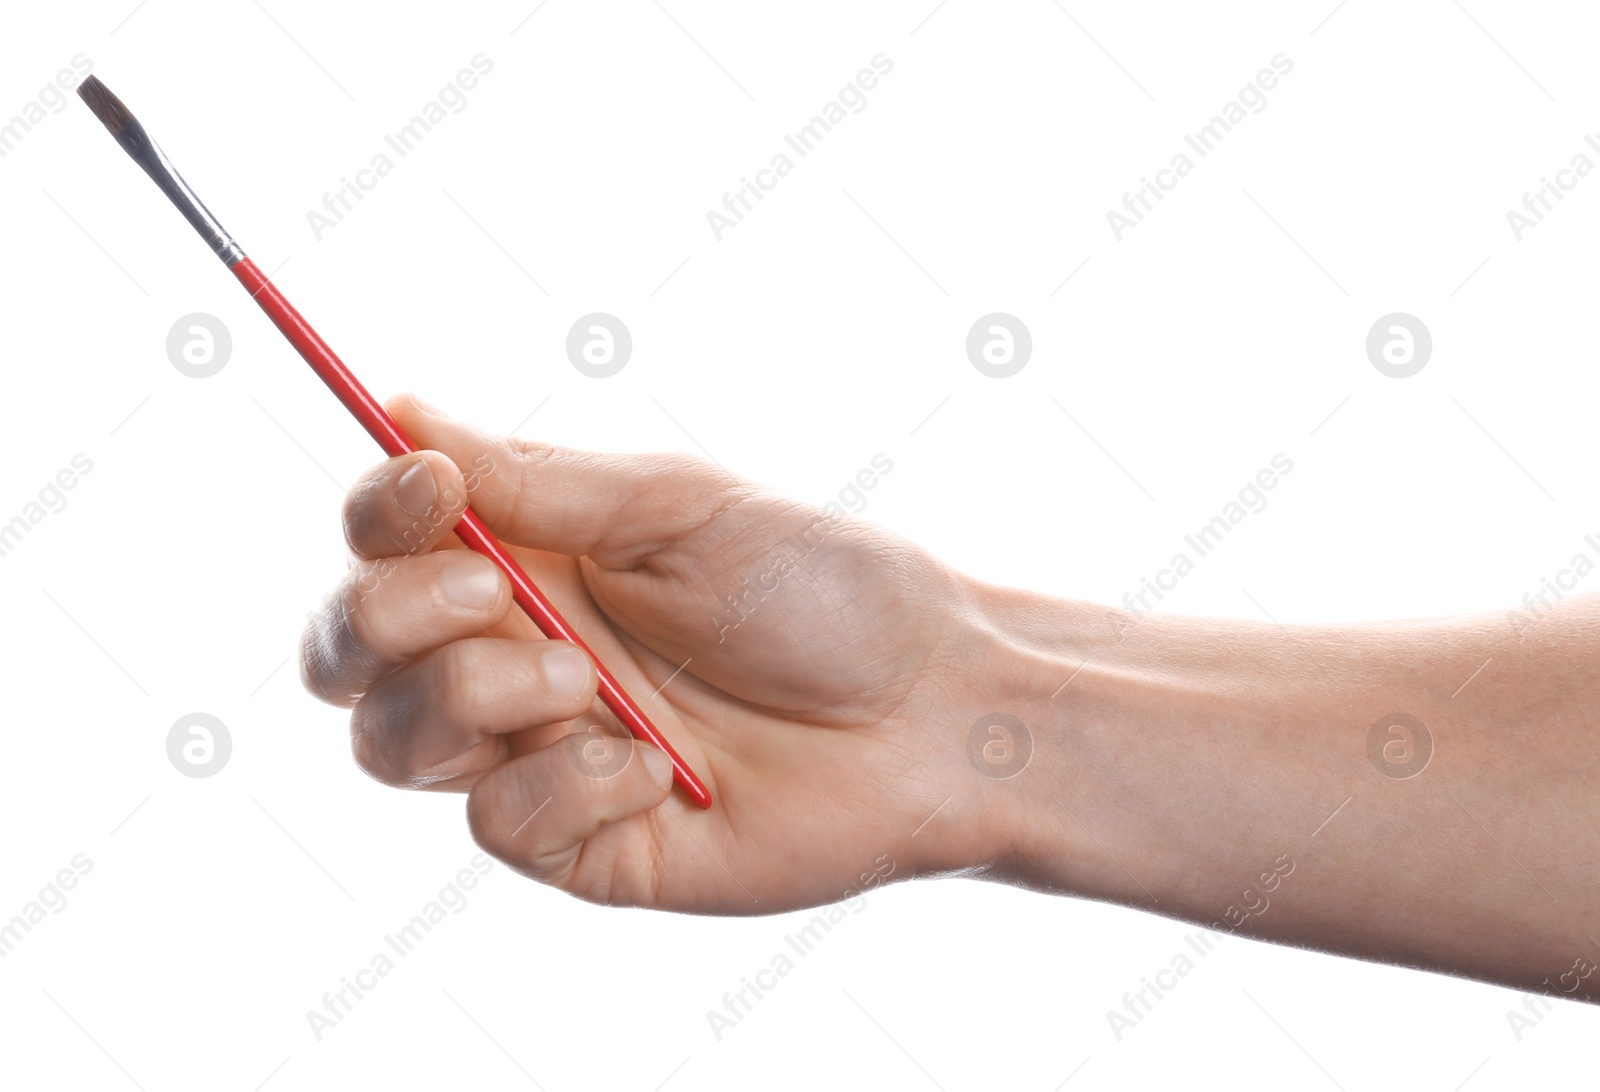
[77,75,136,136]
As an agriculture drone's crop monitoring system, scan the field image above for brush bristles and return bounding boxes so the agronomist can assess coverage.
[77,75,136,136]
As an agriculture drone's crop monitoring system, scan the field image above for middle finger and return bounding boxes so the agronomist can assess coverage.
[301,549,512,706]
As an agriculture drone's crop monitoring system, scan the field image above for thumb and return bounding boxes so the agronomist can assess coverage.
[388,393,745,566]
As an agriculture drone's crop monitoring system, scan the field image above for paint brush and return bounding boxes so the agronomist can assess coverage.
[76,75,713,809]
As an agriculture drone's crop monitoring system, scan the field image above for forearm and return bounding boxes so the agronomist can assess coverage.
[969,583,1600,1001]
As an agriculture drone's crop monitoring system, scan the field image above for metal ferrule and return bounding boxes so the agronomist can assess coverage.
[116,120,245,266]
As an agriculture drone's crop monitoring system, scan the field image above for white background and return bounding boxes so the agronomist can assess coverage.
[1,0,1596,1088]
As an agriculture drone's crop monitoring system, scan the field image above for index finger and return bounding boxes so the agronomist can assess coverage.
[342,449,471,559]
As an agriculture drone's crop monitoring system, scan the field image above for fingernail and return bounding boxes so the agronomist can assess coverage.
[395,459,436,517]
[543,645,591,698]
[411,395,445,417]
[640,745,674,790]
[440,555,500,609]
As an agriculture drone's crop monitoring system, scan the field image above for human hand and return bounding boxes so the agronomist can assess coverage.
[300,396,1020,913]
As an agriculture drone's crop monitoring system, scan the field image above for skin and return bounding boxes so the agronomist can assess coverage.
[302,394,1600,1004]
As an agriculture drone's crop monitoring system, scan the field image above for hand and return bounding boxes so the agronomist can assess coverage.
[300,395,1015,913]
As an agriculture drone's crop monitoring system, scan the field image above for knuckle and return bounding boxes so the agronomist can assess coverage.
[299,557,416,709]
[662,451,745,500]
[657,451,711,479]
[465,782,521,862]
[506,437,559,467]
[299,600,351,707]
[465,768,574,884]
[339,477,383,553]
[430,640,489,719]
[339,561,391,653]
[502,440,557,515]
[660,452,740,498]
[340,596,378,660]
[349,695,407,787]
[349,657,490,790]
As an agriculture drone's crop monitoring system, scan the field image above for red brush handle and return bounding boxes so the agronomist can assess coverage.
[231,257,712,809]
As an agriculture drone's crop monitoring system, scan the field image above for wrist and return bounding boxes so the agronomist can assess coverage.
[952,578,1131,897]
